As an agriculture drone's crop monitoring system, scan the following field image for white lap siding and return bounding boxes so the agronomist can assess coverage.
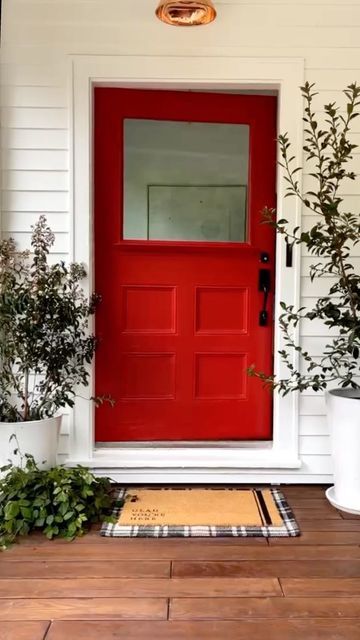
[1,0,359,478]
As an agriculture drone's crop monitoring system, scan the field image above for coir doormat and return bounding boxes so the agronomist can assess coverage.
[100,487,300,538]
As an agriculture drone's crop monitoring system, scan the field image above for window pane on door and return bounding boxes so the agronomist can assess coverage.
[123,119,249,242]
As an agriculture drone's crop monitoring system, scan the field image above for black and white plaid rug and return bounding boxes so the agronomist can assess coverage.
[101,487,300,538]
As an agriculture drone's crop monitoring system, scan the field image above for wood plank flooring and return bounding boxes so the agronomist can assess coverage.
[1,485,360,639]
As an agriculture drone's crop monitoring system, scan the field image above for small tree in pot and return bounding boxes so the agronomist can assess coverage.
[249,82,360,513]
[0,216,99,468]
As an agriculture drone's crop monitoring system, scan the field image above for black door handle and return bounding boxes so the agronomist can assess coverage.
[258,269,271,326]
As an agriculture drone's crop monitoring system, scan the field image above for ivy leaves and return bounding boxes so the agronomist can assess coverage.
[0,454,115,549]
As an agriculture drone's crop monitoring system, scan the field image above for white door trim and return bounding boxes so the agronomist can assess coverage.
[68,54,305,479]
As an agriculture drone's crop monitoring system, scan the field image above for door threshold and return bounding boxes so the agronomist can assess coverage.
[95,440,273,449]
[68,441,301,473]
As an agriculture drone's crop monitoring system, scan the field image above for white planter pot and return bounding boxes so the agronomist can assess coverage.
[326,389,360,514]
[0,416,62,471]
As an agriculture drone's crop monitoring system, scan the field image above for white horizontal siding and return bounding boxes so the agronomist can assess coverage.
[2,212,69,233]
[2,171,68,191]
[302,174,360,197]
[7,2,360,28]
[299,416,328,436]
[301,270,340,299]
[2,0,360,51]
[1,86,67,108]
[2,191,68,212]
[302,234,360,256]
[0,63,68,86]
[300,435,330,455]
[58,414,70,457]
[299,337,337,358]
[301,257,360,277]
[44,252,70,266]
[310,112,360,134]
[301,277,337,298]
[5,26,360,52]
[2,129,68,150]
[1,107,68,129]
[5,0,356,4]
[300,318,338,337]
[2,231,70,254]
[1,0,359,481]
[3,150,68,171]
[4,46,360,71]
[300,395,327,416]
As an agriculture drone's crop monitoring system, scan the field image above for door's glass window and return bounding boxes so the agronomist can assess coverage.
[123,119,249,243]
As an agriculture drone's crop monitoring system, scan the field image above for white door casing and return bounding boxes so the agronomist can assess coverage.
[68,54,304,481]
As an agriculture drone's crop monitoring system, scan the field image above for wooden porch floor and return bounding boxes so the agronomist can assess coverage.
[1,485,360,639]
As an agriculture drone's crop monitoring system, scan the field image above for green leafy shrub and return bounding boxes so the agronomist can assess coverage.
[249,82,360,394]
[0,215,99,422]
[0,445,115,549]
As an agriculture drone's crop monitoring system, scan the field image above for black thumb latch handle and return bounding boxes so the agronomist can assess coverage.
[258,269,271,327]
[259,309,268,326]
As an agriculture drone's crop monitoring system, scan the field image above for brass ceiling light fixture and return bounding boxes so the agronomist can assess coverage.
[156,1,216,26]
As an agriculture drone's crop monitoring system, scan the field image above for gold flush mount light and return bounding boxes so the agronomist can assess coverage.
[156,0,216,26]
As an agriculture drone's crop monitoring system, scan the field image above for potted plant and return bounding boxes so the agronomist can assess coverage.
[249,81,360,514]
[0,216,98,469]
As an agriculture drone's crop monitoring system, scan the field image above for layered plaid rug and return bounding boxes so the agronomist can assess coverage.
[101,487,300,538]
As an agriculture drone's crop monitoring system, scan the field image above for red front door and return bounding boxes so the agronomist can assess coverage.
[95,88,276,442]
